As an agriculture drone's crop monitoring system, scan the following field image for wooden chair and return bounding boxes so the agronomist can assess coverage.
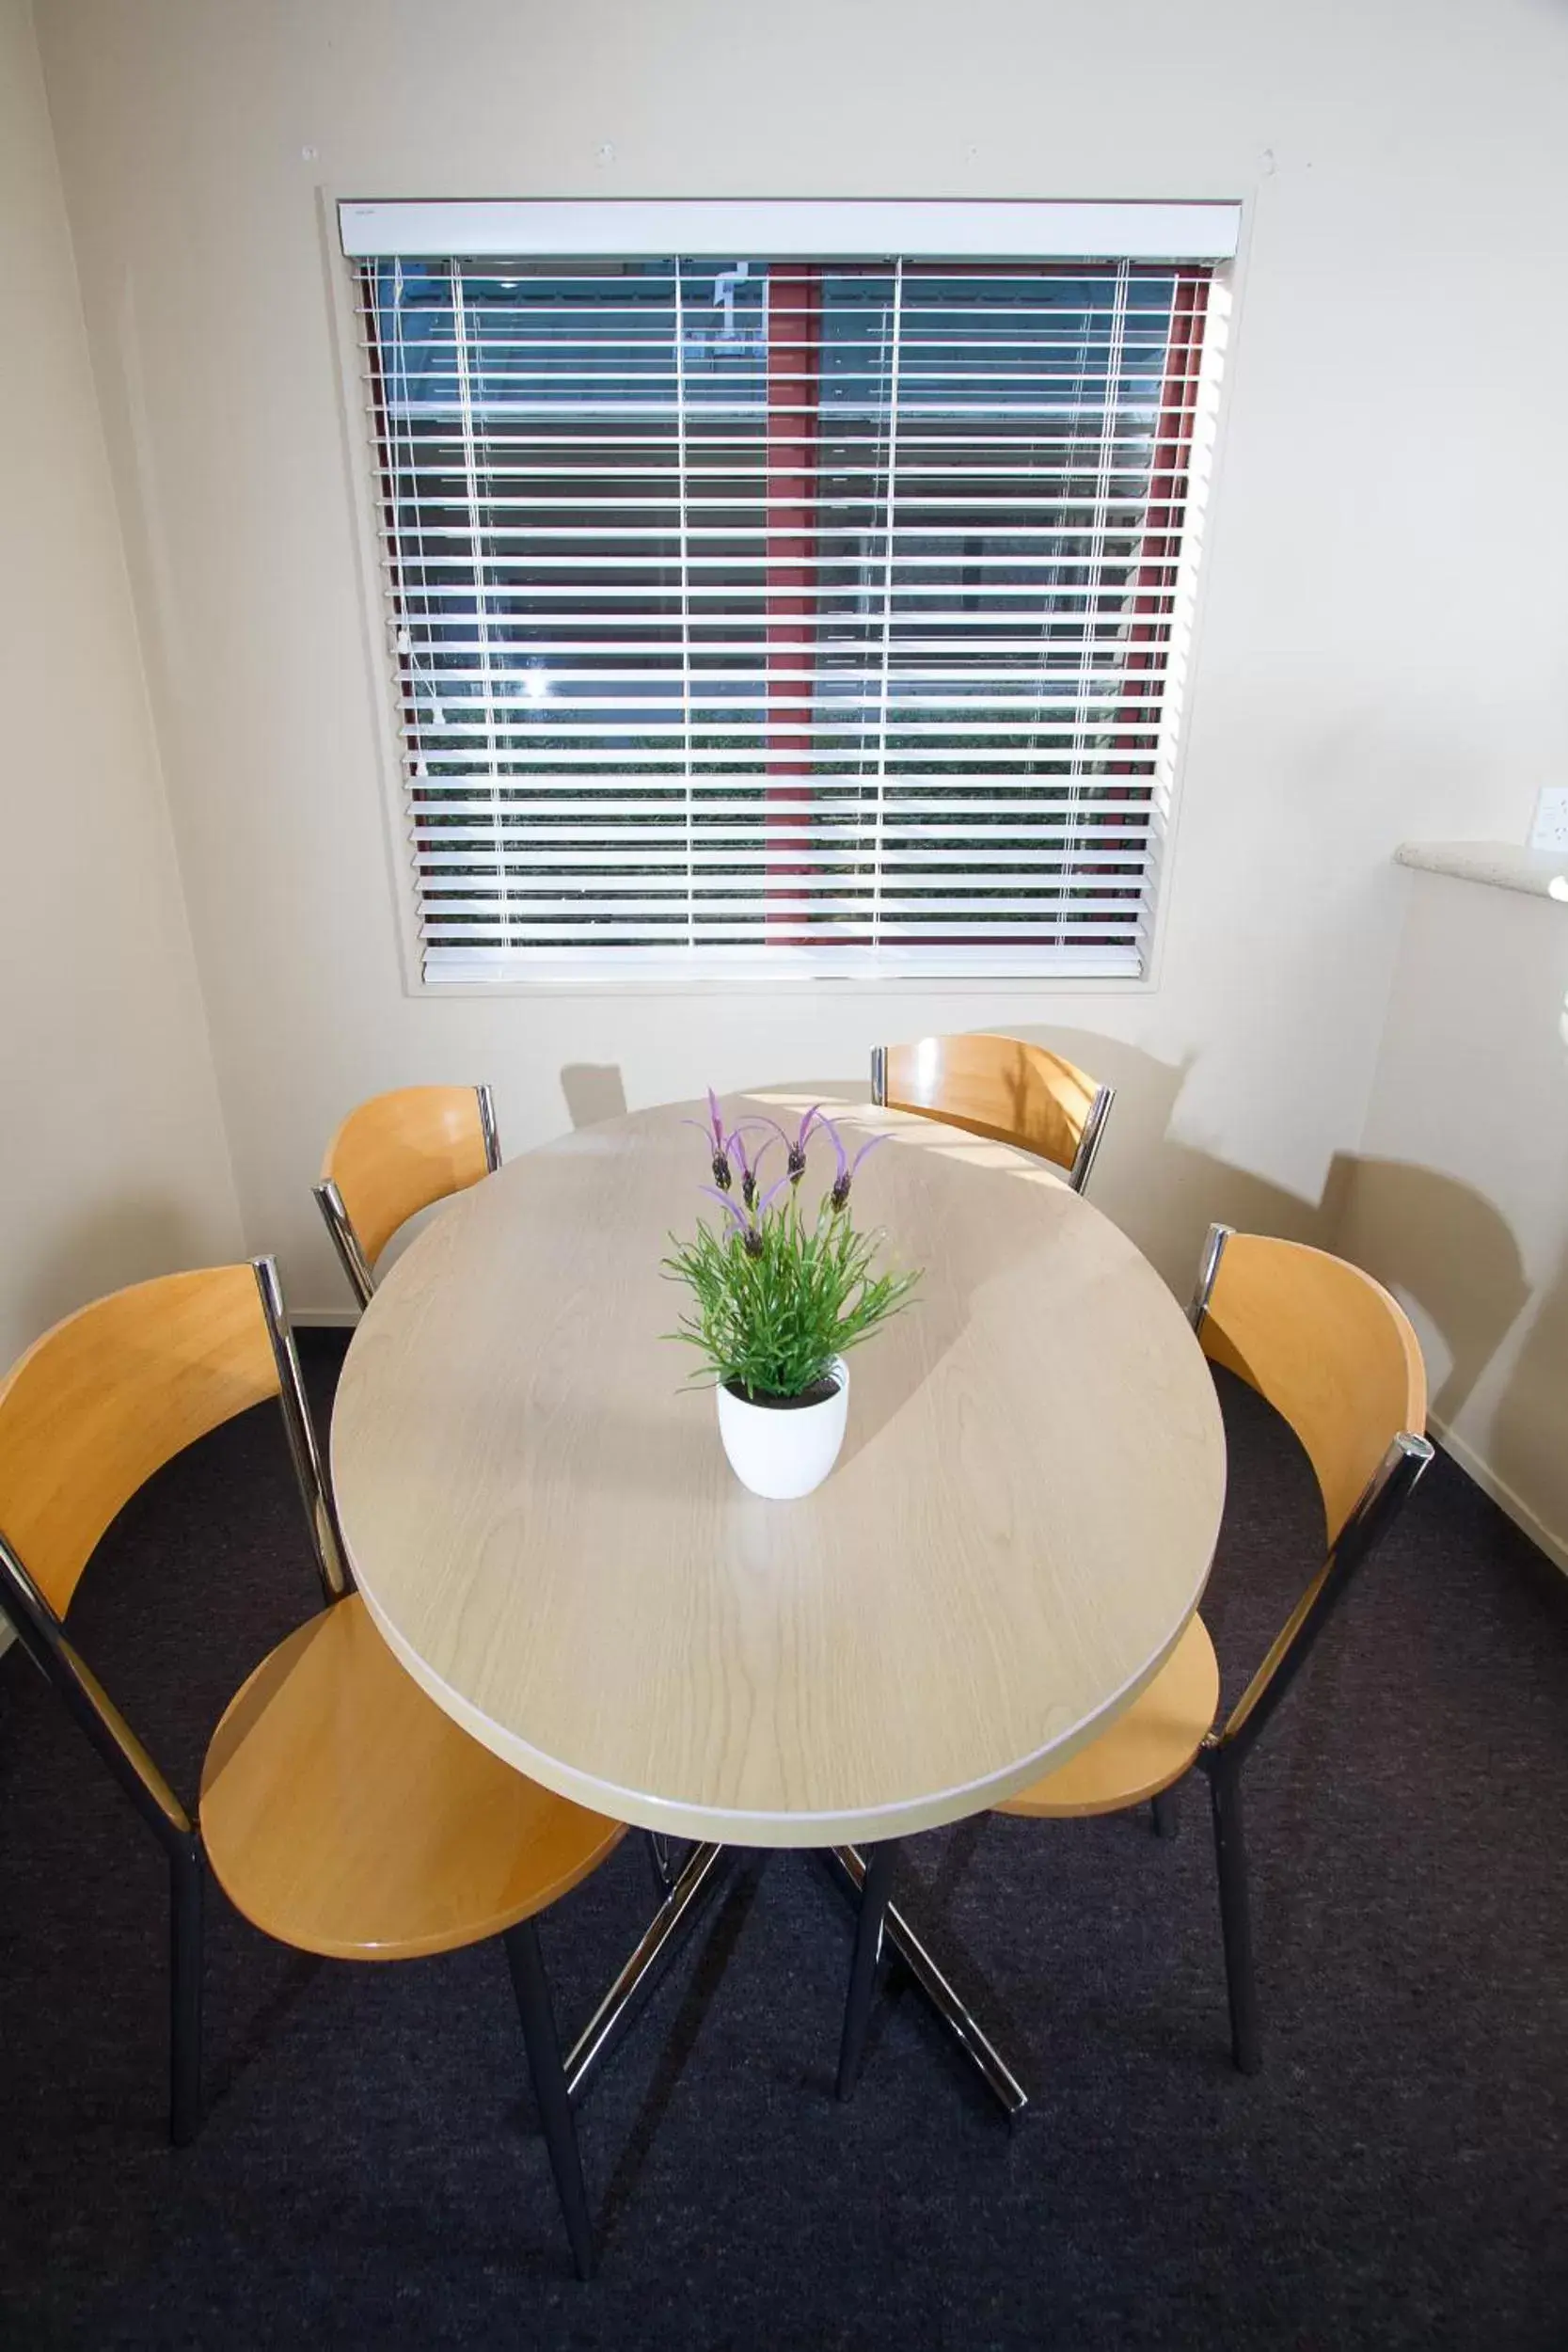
[314,1085,500,1307]
[992,1226,1433,2073]
[0,1262,341,2152]
[0,1260,621,2280]
[871,1034,1115,1193]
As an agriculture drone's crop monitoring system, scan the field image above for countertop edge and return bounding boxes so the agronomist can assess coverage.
[1396,839,1568,900]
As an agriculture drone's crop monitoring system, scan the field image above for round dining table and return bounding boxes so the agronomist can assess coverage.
[330,1083,1227,2113]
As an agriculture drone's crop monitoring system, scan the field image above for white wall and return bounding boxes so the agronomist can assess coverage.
[30,0,1568,1312]
[1339,870,1568,1568]
[0,0,240,1376]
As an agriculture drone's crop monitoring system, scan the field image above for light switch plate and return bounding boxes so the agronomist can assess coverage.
[1530,787,1568,851]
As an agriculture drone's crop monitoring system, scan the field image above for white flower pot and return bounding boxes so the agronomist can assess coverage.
[716,1357,849,1501]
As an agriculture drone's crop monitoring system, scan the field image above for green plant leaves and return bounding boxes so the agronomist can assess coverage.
[662,1189,918,1402]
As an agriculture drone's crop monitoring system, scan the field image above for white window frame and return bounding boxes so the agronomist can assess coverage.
[332,198,1240,1000]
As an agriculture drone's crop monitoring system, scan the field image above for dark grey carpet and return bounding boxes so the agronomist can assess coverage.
[1,1335,1565,2350]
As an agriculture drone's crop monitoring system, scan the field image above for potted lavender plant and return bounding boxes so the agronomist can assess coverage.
[663,1096,918,1500]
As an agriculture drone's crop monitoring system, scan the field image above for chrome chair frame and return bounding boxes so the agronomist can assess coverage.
[870,1042,1115,1195]
[313,1179,374,1309]
[1067,1080,1116,1194]
[0,1258,344,2145]
[313,1083,501,1310]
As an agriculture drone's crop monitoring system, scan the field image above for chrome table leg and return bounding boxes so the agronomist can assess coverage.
[836,1837,898,2100]
[646,1828,683,1895]
[827,1844,1029,2119]
[564,1838,728,2105]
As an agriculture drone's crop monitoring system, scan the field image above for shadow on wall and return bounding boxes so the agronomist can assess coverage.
[1323,1153,1530,1428]
[1003,1027,1325,1291]
[1006,1031,1529,1425]
[1486,1247,1568,1537]
[560,1063,628,1130]
[1335,1148,1568,1554]
[14,1194,216,1361]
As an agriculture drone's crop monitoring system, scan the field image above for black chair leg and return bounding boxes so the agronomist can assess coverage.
[835,1837,898,2101]
[504,1919,594,2280]
[168,1838,204,2148]
[1208,1763,1261,2074]
[1150,1786,1180,1839]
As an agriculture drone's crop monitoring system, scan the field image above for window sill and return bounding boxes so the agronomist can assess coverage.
[407,966,1159,1002]
[1395,840,1568,903]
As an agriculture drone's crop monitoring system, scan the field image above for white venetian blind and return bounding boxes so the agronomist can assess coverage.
[348,210,1228,981]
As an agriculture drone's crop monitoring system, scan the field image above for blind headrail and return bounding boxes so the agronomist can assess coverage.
[340,198,1242,262]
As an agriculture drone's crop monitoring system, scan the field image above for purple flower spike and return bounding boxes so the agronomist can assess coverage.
[725,1123,776,1212]
[702,1176,782,1259]
[766,1103,824,1186]
[822,1116,888,1213]
[700,1185,750,1235]
[683,1087,733,1189]
[705,1167,789,1261]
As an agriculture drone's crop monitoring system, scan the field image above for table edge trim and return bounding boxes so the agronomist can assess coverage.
[348,1546,1215,1849]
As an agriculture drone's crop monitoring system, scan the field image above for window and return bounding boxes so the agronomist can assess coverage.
[343,202,1235,983]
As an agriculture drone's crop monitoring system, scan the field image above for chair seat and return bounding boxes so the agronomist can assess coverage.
[199,1596,625,1961]
[994,1613,1219,1820]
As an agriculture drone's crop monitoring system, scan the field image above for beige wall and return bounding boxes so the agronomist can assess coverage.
[0,0,240,1376]
[27,0,1568,1319]
[1339,871,1568,1568]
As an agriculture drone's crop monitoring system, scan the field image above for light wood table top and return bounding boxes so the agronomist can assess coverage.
[331,1088,1227,1849]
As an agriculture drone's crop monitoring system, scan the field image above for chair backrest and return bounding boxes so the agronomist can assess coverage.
[0,1260,345,1849]
[1191,1225,1433,1759]
[313,1084,500,1305]
[1193,1229,1427,1547]
[871,1034,1114,1192]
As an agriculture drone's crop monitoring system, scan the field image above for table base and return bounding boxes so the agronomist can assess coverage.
[565,1839,729,2102]
[824,1845,1029,2118]
[562,1836,1029,2122]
